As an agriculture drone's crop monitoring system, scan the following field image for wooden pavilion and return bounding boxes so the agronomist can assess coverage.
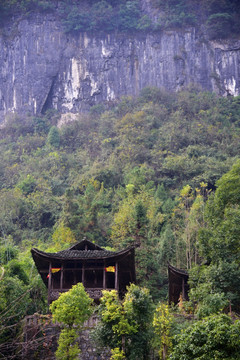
[31,239,136,304]
[168,263,189,304]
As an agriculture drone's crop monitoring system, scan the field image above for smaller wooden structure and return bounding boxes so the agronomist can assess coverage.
[168,263,189,305]
[31,239,136,304]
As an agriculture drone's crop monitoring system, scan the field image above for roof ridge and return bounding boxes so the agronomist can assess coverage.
[31,246,134,260]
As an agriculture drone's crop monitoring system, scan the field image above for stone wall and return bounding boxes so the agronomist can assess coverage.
[22,313,111,360]
[79,315,111,360]
[22,313,59,360]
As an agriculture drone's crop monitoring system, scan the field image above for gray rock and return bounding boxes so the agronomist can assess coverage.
[0,13,239,123]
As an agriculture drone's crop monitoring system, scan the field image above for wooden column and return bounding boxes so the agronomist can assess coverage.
[48,262,52,304]
[60,263,63,290]
[168,280,171,305]
[74,261,77,285]
[82,262,85,286]
[182,277,185,300]
[115,261,119,291]
[48,262,52,289]
[94,270,97,286]
[103,261,106,289]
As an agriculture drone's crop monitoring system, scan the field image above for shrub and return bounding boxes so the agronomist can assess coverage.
[90,1,116,32]
[47,126,60,148]
[171,314,240,360]
[17,174,36,196]
[118,1,141,31]
[62,6,91,33]
[207,13,233,39]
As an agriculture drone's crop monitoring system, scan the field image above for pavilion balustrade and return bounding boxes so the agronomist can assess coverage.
[48,260,119,303]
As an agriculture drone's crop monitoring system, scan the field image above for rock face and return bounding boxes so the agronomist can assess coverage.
[0,13,239,122]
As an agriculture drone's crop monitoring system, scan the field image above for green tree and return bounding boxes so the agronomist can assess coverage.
[17,174,36,196]
[51,221,76,251]
[0,238,18,265]
[153,303,173,360]
[171,314,240,360]
[173,184,207,269]
[111,182,163,247]
[95,284,153,360]
[50,283,93,360]
[111,183,165,297]
[0,276,30,352]
[118,1,141,31]
[158,224,175,269]
[90,1,115,31]
[188,261,240,318]
[62,179,112,244]
[198,160,240,263]
[207,13,232,39]
[111,347,126,359]
[189,161,240,314]
[47,126,60,148]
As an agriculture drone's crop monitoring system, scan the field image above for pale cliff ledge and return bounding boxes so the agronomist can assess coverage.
[0,13,239,123]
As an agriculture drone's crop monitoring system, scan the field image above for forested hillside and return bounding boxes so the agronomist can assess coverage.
[0,87,240,357]
[0,1,240,359]
[0,0,240,360]
[0,87,239,298]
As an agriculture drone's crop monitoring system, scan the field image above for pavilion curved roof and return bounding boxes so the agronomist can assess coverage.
[31,247,133,261]
[31,239,135,288]
[31,238,134,268]
[168,263,189,278]
[68,238,104,251]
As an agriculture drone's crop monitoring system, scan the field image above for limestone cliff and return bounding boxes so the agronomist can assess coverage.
[0,13,239,122]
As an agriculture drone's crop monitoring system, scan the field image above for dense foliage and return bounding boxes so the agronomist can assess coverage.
[153,303,173,360]
[0,242,47,357]
[94,284,154,360]
[170,314,240,360]
[188,160,240,316]
[152,0,240,38]
[0,87,240,357]
[0,0,151,33]
[0,0,240,38]
[0,87,239,292]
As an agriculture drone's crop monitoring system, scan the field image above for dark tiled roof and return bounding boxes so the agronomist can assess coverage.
[38,249,114,259]
[31,246,134,261]
[168,263,188,277]
[68,239,104,251]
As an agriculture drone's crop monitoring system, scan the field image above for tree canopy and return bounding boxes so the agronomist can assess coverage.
[0,87,240,357]
[0,0,240,38]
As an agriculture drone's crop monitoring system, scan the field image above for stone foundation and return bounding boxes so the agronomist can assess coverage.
[79,329,111,360]
[22,314,111,360]
[22,313,59,360]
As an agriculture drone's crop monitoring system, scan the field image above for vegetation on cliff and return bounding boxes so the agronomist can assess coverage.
[0,0,240,38]
[152,0,240,38]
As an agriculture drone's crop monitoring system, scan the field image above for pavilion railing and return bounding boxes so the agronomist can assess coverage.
[48,288,106,302]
